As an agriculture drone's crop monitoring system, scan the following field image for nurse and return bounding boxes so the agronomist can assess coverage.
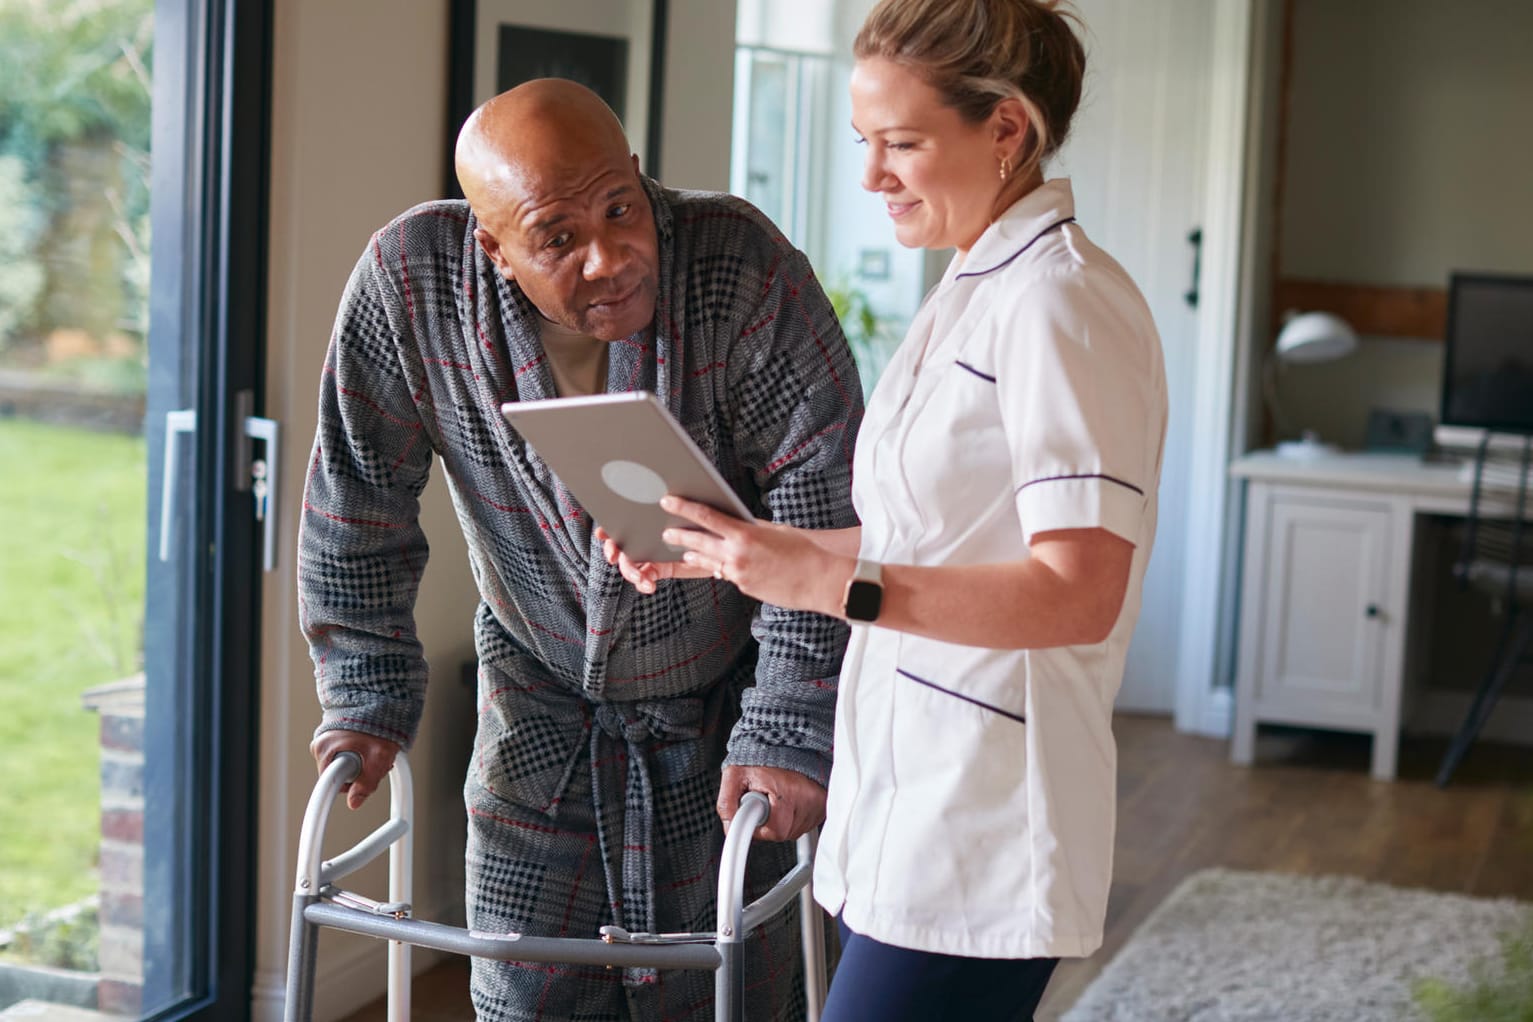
[605,0,1167,1017]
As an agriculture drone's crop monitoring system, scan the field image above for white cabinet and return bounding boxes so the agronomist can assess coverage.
[1228,451,1477,781]
[1231,481,1410,779]
[1259,497,1390,716]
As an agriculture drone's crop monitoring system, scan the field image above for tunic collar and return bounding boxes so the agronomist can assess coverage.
[947,177,1077,284]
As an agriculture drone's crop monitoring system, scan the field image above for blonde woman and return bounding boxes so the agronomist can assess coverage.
[606,1,1166,1017]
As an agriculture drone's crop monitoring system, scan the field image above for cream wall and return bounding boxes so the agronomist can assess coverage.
[657,0,737,189]
[254,2,474,1019]
[1255,0,1533,710]
[1272,0,1533,450]
[1280,0,1533,287]
[252,2,735,1019]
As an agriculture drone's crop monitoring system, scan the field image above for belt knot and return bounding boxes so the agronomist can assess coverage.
[591,698,703,745]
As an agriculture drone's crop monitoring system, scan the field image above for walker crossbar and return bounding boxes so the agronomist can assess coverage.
[301,903,726,971]
[283,750,826,1022]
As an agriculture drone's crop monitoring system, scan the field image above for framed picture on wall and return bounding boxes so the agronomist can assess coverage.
[446,0,668,195]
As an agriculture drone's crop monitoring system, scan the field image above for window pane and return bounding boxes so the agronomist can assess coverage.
[730,5,924,397]
[0,0,157,1015]
[743,52,790,226]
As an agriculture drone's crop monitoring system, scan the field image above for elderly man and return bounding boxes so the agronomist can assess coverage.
[298,79,861,1020]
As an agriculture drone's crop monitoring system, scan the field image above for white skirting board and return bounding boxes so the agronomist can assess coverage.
[1200,686,1235,737]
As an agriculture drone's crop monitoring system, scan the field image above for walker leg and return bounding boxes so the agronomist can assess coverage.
[714,940,743,1022]
[387,938,411,1022]
[283,895,320,1022]
[387,752,415,1022]
[796,832,827,1022]
[714,794,769,1022]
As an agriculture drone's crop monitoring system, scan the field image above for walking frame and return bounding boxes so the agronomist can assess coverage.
[283,751,829,1022]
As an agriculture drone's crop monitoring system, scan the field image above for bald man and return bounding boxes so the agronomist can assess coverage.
[298,80,862,1020]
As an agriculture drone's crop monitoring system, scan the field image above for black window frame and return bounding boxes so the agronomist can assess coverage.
[141,0,271,1018]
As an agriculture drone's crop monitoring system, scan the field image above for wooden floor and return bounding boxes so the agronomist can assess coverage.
[339,715,1533,1021]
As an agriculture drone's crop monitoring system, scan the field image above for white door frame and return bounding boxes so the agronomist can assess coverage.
[1173,0,1258,736]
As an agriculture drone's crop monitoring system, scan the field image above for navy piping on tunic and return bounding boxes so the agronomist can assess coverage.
[895,668,1027,724]
[954,360,997,382]
[954,216,1077,280]
[1016,472,1145,497]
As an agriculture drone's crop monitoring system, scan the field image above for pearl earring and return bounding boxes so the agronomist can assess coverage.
[999,156,1011,182]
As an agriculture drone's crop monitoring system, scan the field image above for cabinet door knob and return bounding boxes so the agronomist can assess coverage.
[1366,603,1380,619]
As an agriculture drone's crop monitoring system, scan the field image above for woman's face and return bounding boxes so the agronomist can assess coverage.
[849,57,1004,254]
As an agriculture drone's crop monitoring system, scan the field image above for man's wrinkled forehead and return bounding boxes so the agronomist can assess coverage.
[495,154,640,231]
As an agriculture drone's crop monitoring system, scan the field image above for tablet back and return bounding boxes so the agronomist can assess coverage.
[501,391,754,563]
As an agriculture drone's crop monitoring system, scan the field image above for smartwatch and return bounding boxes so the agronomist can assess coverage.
[842,559,884,623]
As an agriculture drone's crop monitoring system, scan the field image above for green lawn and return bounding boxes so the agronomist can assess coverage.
[0,418,145,931]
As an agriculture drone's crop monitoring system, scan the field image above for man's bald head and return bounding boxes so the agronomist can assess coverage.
[455,79,635,219]
[453,79,660,341]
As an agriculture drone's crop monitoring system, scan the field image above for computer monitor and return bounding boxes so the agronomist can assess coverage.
[1435,271,1533,450]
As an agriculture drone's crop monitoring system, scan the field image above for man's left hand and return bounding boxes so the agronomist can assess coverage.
[717,764,827,842]
[596,524,712,593]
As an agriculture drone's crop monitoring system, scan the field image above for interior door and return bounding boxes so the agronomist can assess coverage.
[1051,0,1216,713]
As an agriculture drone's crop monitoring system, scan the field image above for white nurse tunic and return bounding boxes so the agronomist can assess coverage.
[813,179,1167,960]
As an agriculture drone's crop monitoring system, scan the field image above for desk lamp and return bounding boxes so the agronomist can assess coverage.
[1270,310,1359,458]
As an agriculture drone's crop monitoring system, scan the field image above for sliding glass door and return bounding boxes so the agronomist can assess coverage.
[142,0,272,1017]
[0,1,269,1018]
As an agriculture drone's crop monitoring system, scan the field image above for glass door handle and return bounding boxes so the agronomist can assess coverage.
[1184,227,1203,309]
[244,414,280,572]
[158,403,280,571]
[158,408,197,562]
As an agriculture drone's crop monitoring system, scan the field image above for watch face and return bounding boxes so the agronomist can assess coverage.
[845,579,883,622]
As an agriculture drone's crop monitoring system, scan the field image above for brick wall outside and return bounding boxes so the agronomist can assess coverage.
[81,676,143,1017]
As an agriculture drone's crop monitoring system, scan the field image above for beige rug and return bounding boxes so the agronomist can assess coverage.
[1061,868,1532,1022]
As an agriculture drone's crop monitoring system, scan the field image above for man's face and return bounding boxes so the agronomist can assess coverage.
[476,153,659,341]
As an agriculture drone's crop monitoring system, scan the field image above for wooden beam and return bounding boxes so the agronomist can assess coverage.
[1273,278,1448,341]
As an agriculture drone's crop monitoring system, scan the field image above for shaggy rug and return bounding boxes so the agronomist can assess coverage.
[1060,868,1532,1022]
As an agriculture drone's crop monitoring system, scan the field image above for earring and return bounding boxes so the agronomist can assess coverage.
[999,156,1011,182]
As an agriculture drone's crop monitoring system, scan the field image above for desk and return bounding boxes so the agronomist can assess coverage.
[1228,451,1472,779]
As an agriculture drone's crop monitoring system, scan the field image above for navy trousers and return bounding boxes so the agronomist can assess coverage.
[820,917,1059,1022]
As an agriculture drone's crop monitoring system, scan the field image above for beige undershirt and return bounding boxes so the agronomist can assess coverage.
[538,317,609,397]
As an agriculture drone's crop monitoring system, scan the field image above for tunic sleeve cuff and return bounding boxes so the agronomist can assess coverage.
[1015,473,1147,546]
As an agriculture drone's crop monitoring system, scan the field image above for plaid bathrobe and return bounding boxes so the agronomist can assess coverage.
[298,178,862,1020]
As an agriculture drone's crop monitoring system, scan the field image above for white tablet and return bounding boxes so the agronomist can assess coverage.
[500,391,755,563]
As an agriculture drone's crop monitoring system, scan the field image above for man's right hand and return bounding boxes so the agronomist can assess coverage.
[310,729,401,810]
[596,525,712,594]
